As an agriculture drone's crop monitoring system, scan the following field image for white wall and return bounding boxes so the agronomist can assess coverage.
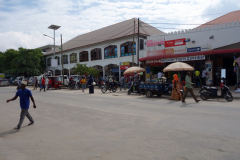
[45,36,147,75]
[147,20,240,52]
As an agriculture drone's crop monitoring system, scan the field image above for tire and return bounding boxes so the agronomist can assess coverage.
[101,87,107,93]
[224,93,233,102]
[168,88,172,96]
[69,87,72,90]
[146,90,152,98]
[59,87,61,90]
[128,90,131,95]
[112,88,117,92]
[200,92,208,100]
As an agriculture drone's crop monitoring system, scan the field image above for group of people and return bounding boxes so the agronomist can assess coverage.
[194,68,207,87]
[68,75,94,94]
[170,72,200,103]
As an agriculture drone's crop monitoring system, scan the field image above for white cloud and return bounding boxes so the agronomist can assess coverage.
[0,0,239,52]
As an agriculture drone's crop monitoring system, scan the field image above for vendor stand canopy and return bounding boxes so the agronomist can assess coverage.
[163,62,194,72]
[123,67,145,75]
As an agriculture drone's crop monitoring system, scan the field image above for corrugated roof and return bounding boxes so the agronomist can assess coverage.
[46,18,164,55]
[198,10,240,28]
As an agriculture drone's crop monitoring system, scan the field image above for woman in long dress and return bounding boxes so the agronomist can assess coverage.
[170,74,182,100]
[88,75,94,94]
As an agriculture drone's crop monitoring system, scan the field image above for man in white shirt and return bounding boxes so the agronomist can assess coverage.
[202,69,207,86]
[45,77,49,90]
[158,72,163,80]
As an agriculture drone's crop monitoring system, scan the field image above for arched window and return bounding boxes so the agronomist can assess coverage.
[70,53,77,63]
[63,55,68,64]
[104,45,117,59]
[91,48,102,61]
[55,56,60,65]
[79,51,88,62]
[120,41,136,57]
[47,58,52,66]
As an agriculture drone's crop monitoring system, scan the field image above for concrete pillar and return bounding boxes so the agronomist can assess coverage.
[119,66,121,82]
[103,66,105,79]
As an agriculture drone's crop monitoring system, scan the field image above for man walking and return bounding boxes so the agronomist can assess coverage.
[45,77,49,91]
[80,76,86,92]
[32,76,36,90]
[40,77,45,92]
[120,76,126,91]
[35,77,38,89]
[182,72,200,103]
[6,80,36,131]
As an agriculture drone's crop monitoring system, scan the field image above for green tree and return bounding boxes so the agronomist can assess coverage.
[73,63,99,77]
[4,47,45,76]
[0,49,19,73]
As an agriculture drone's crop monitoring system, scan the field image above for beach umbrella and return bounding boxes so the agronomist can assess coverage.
[123,67,145,75]
[163,62,194,72]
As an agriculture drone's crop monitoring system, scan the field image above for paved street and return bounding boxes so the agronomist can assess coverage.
[0,86,240,160]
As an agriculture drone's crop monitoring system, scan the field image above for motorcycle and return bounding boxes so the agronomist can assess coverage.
[199,84,233,102]
[98,80,105,88]
[16,85,21,90]
[101,81,117,93]
[128,82,140,95]
[68,81,76,90]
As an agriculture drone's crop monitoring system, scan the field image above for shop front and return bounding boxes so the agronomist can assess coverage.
[140,49,240,86]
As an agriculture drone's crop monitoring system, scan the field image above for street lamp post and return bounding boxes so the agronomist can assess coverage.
[46,24,61,76]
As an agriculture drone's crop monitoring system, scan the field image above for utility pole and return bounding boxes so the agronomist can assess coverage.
[137,18,140,66]
[61,34,64,78]
[132,19,135,67]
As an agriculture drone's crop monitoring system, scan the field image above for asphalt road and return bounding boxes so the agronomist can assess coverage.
[0,86,240,160]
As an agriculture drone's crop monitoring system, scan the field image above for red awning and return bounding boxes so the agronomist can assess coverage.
[139,48,240,61]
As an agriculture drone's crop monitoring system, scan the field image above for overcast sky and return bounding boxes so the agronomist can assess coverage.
[0,0,239,52]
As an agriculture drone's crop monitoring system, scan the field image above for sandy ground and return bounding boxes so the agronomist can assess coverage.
[0,86,240,160]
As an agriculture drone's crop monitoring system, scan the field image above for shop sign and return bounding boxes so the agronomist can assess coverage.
[147,49,165,56]
[120,65,129,70]
[165,38,186,48]
[120,61,130,66]
[165,46,186,55]
[187,45,211,53]
[147,38,165,47]
[146,59,161,64]
[161,55,205,63]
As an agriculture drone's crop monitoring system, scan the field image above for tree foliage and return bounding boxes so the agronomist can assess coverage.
[1,47,45,76]
[73,63,100,77]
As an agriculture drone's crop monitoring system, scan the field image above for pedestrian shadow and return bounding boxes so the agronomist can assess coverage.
[0,125,29,137]
[180,102,196,107]
[0,130,16,137]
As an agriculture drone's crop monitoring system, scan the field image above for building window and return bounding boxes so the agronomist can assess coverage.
[47,58,52,66]
[104,45,117,59]
[91,48,102,61]
[55,56,60,65]
[63,55,68,64]
[120,41,136,57]
[140,39,144,50]
[79,51,88,62]
[70,53,77,63]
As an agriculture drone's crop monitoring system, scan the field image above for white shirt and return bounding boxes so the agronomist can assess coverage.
[45,78,49,84]
[202,70,207,78]
[158,72,163,79]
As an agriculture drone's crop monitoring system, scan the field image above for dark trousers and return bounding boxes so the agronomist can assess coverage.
[202,77,206,86]
[182,87,198,102]
[89,85,94,94]
[40,85,45,91]
[17,109,34,128]
[120,82,125,90]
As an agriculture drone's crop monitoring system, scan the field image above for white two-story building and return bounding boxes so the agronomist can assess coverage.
[45,18,163,80]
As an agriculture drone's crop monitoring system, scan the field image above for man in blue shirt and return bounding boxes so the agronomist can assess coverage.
[6,80,37,131]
